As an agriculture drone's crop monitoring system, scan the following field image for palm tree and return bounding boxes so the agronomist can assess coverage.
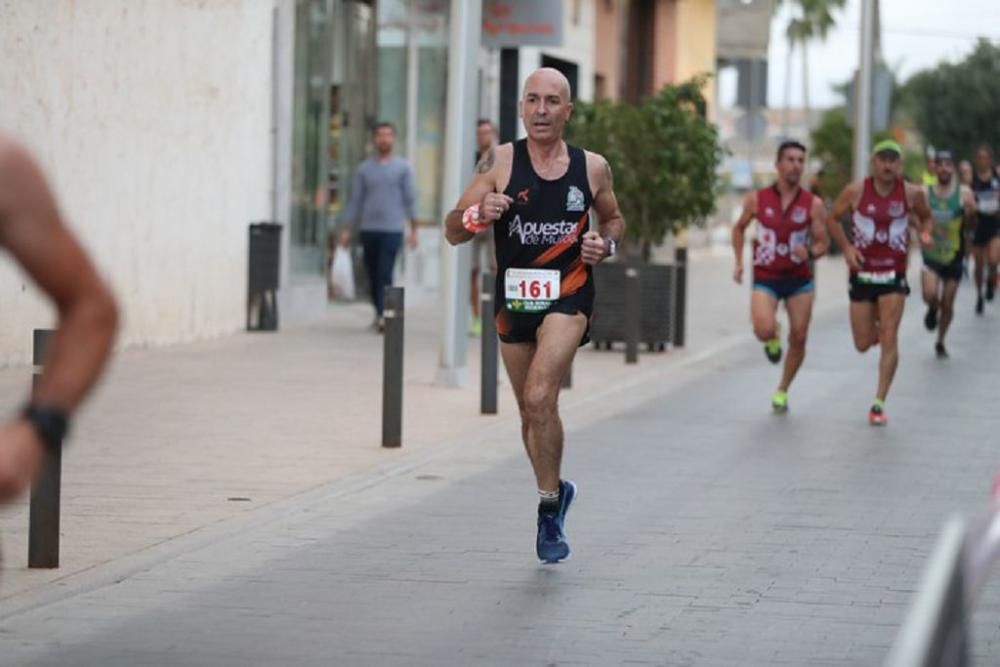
[778,0,847,134]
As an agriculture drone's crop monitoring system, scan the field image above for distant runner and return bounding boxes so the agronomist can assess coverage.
[970,144,1000,314]
[827,140,933,426]
[920,150,976,358]
[732,140,828,413]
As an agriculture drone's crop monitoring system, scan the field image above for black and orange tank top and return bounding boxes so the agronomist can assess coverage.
[493,139,594,313]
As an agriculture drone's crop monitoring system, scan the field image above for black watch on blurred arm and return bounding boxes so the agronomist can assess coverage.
[21,404,69,454]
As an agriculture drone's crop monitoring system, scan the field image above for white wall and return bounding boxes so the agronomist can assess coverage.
[0,0,275,365]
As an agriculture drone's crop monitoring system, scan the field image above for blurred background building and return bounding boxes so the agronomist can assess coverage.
[0,0,775,362]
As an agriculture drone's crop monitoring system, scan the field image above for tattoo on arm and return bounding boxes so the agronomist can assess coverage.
[475,147,495,175]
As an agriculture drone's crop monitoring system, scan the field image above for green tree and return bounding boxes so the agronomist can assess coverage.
[776,0,847,129]
[899,39,1000,160]
[568,76,722,260]
[810,106,918,200]
[810,107,853,199]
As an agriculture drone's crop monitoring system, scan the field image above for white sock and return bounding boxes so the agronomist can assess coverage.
[538,488,559,508]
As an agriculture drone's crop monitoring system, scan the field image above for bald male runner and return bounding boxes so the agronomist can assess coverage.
[445,69,625,563]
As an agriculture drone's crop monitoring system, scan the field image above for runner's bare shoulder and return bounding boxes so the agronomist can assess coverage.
[583,150,612,194]
[844,180,865,206]
[904,180,930,207]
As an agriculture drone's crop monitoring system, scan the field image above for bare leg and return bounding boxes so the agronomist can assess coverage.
[938,279,960,345]
[875,293,906,401]
[849,300,879,352]
[514,313,586,494]
[470,268,481,318]
[921,269,940,311]
[750,289,780,342]
[974,246,986,297]
[500,340,534,464]
[989,236,1000,293]
[779,291,814,392]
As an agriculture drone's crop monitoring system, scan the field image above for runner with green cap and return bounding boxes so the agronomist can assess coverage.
[921,150,976,358]
[827,139,934,425]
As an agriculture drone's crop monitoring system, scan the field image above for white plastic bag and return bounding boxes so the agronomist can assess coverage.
[330,246,356,300]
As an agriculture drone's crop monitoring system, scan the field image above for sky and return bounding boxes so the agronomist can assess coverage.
[719,0,1000,110]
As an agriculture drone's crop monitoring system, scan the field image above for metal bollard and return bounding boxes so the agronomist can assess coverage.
[382,287,404,448]
[480,273,498,415]
[673,246,687,348]
[625,266,641,364]
[29,329,61,569]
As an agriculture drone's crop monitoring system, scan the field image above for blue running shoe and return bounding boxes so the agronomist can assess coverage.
[536,479,576,563]
[536,511,569,563]
[558,479,577,530]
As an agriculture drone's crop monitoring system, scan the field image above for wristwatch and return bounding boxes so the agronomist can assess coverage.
[604,238,617,258]
[21,403,69,454]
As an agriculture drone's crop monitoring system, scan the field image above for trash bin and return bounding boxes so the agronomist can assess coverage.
[247,222,282,331]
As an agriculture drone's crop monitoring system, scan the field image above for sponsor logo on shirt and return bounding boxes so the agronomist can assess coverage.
[791,207,808,224]
[509,215,578,246]
[566,185,585,212]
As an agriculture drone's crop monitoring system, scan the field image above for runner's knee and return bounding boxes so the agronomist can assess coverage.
[753,323,776,341]
[879,328,899,348]
[788,328,807,347]
[523,384,557,423]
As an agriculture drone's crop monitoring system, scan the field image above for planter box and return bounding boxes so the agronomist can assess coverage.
[590,262,674,351]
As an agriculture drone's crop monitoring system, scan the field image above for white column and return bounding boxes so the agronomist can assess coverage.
[853,0,876,181]
[436,0,481,387]
[405,0,419,161]
[272,0,295,313]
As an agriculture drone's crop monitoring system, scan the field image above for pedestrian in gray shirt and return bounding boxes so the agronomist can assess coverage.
[340,122,419,331]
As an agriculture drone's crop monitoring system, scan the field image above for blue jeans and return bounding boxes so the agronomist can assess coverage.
[360,231,403,317]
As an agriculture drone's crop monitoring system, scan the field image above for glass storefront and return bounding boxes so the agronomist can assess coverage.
[376,0,450,224]
[289,0,375,279]
[284,0,448,295]
[328,1,376,228]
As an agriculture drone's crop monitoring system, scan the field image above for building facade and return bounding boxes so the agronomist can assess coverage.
[0,0,378,364]
[594,0,717,114]
[1,0,679,364]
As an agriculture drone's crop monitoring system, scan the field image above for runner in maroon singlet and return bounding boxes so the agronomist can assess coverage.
[733,140,828,413]
[827,139,934,426]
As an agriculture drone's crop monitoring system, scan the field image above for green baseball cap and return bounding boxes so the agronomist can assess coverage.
[872,139,903,157]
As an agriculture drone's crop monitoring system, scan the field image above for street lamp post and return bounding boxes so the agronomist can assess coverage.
[853,0,877,181]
